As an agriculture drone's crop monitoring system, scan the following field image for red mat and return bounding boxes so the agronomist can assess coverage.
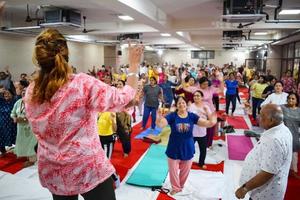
[111,120,151,181]
[248,114,259,126]
[227,116,249,130]
[0,153,26,174]
[227,135,253,161]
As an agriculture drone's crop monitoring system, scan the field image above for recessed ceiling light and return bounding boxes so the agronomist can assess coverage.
[176,31,184,36]
[118,15,134,21]
[254,32,268,35]
[279,9,300,15]
[160,33,171,37]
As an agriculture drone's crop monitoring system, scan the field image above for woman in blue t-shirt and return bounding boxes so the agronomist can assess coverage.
[156,96,217,197]
[224,72,239,116]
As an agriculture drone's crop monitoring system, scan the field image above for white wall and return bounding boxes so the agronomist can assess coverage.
[162,50,248,67]
[118,48,249,67]
[0,33,104,80]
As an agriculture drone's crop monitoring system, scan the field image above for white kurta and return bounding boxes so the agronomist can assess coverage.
[261,92,288,106]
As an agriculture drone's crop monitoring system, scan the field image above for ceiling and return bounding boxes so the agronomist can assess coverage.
[1,0,300,50]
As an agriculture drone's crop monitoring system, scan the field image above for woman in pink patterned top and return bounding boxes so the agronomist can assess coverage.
[24,29,141,200]
[281,70,296,93]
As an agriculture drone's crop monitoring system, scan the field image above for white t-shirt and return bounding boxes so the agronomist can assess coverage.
[188,103,210,137]
[139,66,148,75]
[239,123,293,200]
[261,92,288,106]
[168,75,178,88]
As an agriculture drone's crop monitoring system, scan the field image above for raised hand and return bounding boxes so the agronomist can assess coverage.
[128,39,144,67]
[0,1,5,15]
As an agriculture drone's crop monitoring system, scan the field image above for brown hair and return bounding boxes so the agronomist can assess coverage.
[31,28,71,103]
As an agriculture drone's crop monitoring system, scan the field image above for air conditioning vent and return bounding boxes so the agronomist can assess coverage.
[117,33,142,41]
[43,9,81,26]
[222,0,264,23]
[223,30,243,39]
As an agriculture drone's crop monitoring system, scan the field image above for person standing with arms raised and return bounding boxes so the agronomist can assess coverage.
[24,29,142,200]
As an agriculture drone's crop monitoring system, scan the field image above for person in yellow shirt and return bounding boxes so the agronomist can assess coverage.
[148,65,159,81]
[98,112,117,158]
[97,112,121,187]
[251,75,268,121]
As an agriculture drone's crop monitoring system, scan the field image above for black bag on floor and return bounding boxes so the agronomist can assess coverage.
[223,125,235,133]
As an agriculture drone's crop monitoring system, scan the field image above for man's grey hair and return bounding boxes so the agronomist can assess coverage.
[264,105,284,124]
[269,110,283,123]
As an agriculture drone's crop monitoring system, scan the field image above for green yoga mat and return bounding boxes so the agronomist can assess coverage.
[126,145,168,187]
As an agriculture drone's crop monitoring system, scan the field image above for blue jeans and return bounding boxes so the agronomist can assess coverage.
[142,105,157,129]
[252,97,264,120]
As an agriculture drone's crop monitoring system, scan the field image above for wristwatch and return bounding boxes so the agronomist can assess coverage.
[242,183,249,193]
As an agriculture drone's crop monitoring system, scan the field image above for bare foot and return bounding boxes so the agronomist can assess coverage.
[23,161,34,168]
[201,165,207,169]
[124,153,129,158]
[170,190,178,195]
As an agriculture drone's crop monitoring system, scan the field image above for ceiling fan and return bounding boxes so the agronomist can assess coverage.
[237,22,254,29]
[82,16,101,33]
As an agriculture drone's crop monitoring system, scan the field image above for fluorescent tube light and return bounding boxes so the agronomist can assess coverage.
[160,33,171,37]
[118,15,134,21]
[254,32,268,35]
[279,9,300,15]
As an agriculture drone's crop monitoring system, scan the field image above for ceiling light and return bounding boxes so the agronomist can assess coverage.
[254,32,268,35]
[118,15,134,21]
[160,33,171,37]
[279,9,300,15]
[157,49,163,56]
[176,31,184,36]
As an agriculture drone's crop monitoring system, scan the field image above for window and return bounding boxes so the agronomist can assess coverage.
[288,43,294,58]
[294,59,300,83]
[295,42,300,58]
[281,41,300,86]
[282,45,288,58]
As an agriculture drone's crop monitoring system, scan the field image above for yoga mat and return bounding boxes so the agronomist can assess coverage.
[135,127,162,139]
[126,145,168,187]
[157,126,171,146]
[227,135,253,160]
[226,116,249,130]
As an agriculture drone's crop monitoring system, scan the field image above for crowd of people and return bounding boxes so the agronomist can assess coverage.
[0,28,300,200]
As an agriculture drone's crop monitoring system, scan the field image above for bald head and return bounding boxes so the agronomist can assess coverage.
[260,104,283,129]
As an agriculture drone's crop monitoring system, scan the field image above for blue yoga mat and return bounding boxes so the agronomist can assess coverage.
[126,145,168,187]
[135,127,162,139]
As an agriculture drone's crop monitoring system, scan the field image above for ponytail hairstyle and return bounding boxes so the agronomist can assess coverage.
[31,28,71,104]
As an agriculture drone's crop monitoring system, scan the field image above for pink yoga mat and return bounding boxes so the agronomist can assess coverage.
[227,116,249,130]
[227,135,254,160]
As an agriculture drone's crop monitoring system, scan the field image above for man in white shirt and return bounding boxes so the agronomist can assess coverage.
[235,104,292,200]
[139,62,148,77]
